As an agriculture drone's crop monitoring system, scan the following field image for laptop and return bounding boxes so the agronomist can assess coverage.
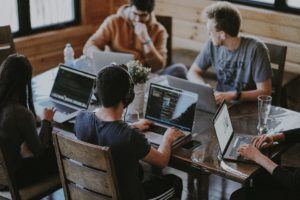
[143,83,198,147]
[213,101,254,162]
[35,65,96,123]
[166,75,217,114]
[92,51,134,73]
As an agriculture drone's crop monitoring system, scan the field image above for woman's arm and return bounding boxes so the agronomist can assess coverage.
[282,128,300,143]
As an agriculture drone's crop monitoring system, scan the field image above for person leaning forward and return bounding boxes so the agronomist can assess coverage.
[83,0,187,79]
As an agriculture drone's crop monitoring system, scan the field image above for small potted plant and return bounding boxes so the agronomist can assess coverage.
[126,60,151,114]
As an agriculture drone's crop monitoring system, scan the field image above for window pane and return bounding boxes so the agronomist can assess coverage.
[0,0,19,32]
[252,0,275,4]
[287,0,300,9]
[30,0,75,29]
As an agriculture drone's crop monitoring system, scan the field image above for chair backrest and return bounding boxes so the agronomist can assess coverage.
[0,26,16,65]
[265,42,287,106]
[0,135,61,200]
[53,132,121,200]
[0,138,21,200]
[156,15,172,67]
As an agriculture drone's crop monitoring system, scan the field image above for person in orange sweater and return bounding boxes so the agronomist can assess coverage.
[83,0,187,79]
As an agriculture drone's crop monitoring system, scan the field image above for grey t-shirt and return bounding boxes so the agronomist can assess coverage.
[194,36,272,92]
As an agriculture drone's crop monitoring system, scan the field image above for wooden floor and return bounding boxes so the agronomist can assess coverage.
[41,166,241,200]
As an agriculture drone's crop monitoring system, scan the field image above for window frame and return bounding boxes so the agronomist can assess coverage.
[223,0,300,15]
[13,0,81,37]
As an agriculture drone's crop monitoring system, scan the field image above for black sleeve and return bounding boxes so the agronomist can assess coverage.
[272,166,300,192]
[282,128,300,143]
[17,108,49,156]
[130,130,151,159]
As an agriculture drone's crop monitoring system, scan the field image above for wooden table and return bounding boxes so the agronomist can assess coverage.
[32,68,300,199]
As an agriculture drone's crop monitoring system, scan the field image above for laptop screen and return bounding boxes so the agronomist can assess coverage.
[145,84,198,131]
[213,102,233,155]
[50,65,95,108]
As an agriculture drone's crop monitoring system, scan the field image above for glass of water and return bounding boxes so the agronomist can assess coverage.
[257,95,272,135]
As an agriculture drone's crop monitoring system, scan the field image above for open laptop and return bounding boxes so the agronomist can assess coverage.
[35,65,95,123]
[213,101,254,162]
[143,83,198,147]
[92,51,134,73]
[166,75,217,114]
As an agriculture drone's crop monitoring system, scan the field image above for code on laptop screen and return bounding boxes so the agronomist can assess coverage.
[145,84,198,131]
[51,66,95,108]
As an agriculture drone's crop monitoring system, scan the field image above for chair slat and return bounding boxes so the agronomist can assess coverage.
[69,183,112,200]
[57,134,108,171]
[63,159,112,196]
[0,25,16,64]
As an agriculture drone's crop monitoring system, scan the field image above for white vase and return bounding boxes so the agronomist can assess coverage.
[128,83,145,115]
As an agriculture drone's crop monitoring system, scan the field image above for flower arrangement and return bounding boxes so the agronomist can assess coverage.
[126,60,151,85]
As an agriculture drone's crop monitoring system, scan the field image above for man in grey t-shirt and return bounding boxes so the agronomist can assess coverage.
[187,2,272,104]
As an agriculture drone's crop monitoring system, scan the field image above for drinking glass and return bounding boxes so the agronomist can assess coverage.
[257,95,272,135]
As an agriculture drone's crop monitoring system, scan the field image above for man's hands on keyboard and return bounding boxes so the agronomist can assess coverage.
[131,119,152,131]
[163,127,184,145]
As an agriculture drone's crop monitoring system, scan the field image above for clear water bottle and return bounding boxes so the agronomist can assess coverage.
[64,43,74,67]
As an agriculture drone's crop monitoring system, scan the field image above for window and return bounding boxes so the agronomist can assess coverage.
[224,0,300,14]
[0,0,80,37]
[287,0,300,9]
[0,0,19,32]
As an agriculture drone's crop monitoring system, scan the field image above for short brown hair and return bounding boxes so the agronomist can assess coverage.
[203,2,241,37]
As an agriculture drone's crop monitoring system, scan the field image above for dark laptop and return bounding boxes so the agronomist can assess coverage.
[213,101,254,162]
[143,83,198,147]
[35,64,95,123]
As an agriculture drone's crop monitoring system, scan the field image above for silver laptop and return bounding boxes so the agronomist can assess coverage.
[213,101,254,162]
[166,75,217,114]
[92,51,134,73]
[144,83,198,147]
[35,65,95,123]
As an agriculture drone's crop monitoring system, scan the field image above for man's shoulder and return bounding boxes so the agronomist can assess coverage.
[102,14,127,27]
[242,36,268,51]
[150,18,168,35]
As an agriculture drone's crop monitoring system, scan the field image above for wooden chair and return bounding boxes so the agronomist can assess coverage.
[53,132,121,200]
[265,42,287,106]
[0,25,16,65]
[156,15,172,66]
[0,137,61,200]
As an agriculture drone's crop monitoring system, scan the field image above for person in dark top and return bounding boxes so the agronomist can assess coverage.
[231,128,300,200]
[0,54,58,189]
[75,64,183,200]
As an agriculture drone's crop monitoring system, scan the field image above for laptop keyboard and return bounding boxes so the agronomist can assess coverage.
[229,136,252,157]
[149,124,167,135]
[39,100,77,114]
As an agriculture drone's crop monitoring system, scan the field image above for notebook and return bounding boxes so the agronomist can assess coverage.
[213,101,255,163]
[92,51,134,73]
[143,83,198,147]
[35,64,95,123]
[166,75,217,114]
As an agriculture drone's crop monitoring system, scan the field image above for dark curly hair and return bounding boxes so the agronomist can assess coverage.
[0,54,36,117]
[129,0,155,13]
[95,64,131,108]
[203,2,241,37]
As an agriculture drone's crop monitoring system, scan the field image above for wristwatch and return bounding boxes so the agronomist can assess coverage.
[142,38,152,45]
[234,89,242,101]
